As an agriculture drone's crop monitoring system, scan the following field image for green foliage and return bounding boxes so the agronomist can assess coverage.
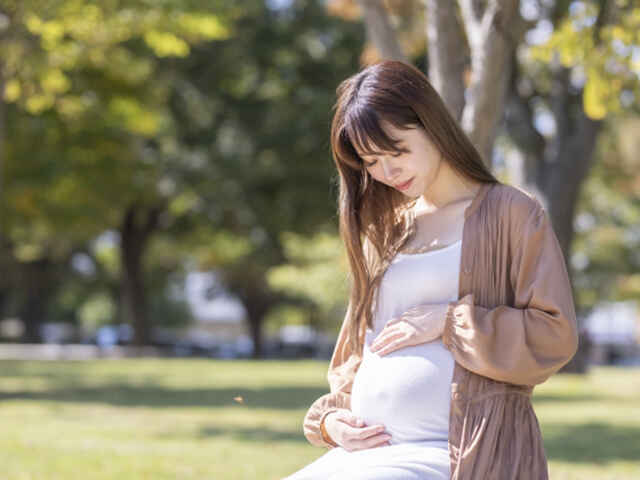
[0,0,238,333]
[148,288,194,328]
[0,1,235,255]
[0,0,366,340]
[528,1,640,119]
[573,116,640,307]
[2,1,232,116]
[78,291,116,329]
[268,231,348,310]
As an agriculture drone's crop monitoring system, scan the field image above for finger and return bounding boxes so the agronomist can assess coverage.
[363,432,392,449]
[342,414,365,428]
[371,327,396,346]
[346,423,386,440]
[385,316,403,326]
[372,340,400,355]
[349,432,393,451]
[377,332,413,356]
[371,332,406,354]
[371,331,405,352]
[376,341,402,356]
[331,409,358,430]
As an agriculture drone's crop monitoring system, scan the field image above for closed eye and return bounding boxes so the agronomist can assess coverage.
[363,152,403,168]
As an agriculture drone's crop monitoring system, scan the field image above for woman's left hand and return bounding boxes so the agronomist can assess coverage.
[370,303,449,356]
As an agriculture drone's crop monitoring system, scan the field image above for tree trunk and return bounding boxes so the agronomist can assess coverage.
[239,288,271,359]
[220,264,290,359]
[20,258,56,343]
[119,203,163,346]
[356,0,407,62]
[247,314,264,359]
[504,58,603,375]
[0,69,5,237]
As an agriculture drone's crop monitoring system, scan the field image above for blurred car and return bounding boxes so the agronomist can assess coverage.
[93,323,134,348]
[277,325,317,358]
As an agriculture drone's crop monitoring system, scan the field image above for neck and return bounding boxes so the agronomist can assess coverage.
[417,163,480,212]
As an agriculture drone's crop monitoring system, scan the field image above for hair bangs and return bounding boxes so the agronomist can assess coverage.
[344,107,411,164]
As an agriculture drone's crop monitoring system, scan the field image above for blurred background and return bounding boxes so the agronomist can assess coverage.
[0,0,638,479]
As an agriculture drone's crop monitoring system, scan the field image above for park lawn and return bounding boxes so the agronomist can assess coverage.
[0,359,638,480]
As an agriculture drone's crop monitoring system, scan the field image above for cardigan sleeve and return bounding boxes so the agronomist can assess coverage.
[302,302,363,448]
[441,200,579,386]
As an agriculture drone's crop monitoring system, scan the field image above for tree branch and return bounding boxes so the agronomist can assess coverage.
[424,0,467,121]
[356,0,407,61]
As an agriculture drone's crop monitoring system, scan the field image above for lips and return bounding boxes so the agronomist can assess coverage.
[395,177,413,191]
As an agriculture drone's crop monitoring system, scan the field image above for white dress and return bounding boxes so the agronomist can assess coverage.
[284,239,461,480]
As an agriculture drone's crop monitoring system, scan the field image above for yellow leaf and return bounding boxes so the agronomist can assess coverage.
[41,68,70,94]
[177,13,230,40]
[25,13,43,34]
[3,79,21,102]
[14,244,44,262]
[41,21,65,48]
[143,30,190,57]
[583,71,608,120]
[109,96,161,136]
[26,94,55,114]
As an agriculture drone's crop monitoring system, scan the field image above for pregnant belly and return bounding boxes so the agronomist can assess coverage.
[350,331,455,445]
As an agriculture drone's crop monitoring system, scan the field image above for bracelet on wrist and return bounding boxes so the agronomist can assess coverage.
[320,411,338,447]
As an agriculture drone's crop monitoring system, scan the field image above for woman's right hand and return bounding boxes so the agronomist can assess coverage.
[323,409,392,451]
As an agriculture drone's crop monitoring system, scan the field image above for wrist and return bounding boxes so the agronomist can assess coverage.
[320,410,339,447]
[439,303,449,335]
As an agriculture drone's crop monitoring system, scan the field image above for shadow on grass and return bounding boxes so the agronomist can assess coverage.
[532,393,606,403]
[544,422,640,463]
[196,425,305,443]
[0,384,329,410]
[0,359,333,409]
[533,393,640,409]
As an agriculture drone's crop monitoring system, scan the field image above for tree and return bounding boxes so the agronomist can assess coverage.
[0,0,232,343]
[165,0,367,356]
[330,0,640,373]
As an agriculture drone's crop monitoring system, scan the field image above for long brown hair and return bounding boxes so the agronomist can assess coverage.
[330,59,499,354]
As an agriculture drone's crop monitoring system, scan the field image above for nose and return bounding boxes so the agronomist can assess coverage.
[382,160,402,183]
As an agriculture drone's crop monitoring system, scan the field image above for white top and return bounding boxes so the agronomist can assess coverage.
[284,241,461,480]
[350,239,461,446]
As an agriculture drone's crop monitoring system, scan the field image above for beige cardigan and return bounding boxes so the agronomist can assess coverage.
[302,181,579,479]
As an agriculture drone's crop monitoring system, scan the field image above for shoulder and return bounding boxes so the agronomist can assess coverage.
[487,183,545,225]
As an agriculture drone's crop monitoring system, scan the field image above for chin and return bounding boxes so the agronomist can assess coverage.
[406,184,421,198]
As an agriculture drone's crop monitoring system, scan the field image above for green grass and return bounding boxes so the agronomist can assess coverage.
[0,359,638,479]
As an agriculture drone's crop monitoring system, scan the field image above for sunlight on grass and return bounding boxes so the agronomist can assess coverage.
[0,359,638,479]
[533,367,640,479]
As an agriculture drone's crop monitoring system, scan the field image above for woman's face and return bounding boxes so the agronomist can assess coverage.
[357,122,443,198]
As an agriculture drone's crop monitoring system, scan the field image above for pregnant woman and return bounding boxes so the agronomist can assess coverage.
[284,60,578,479]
